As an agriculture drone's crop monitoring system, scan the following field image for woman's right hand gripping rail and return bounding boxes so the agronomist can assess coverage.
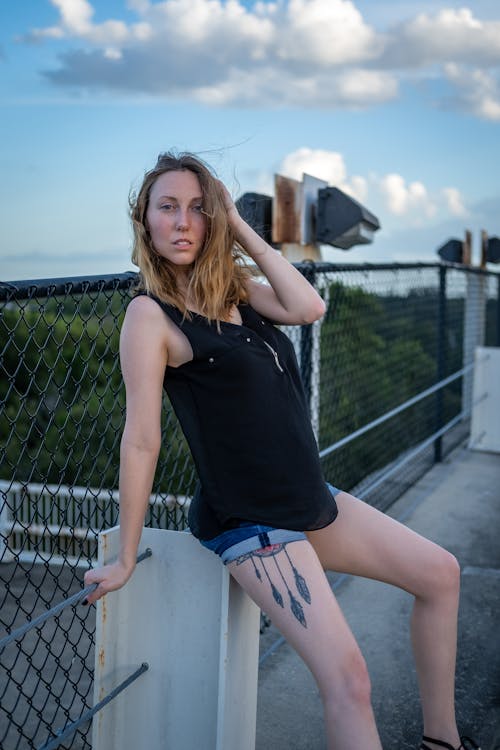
[83,295,169,605]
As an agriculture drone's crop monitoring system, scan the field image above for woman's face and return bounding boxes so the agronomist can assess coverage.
[146,169,207,271]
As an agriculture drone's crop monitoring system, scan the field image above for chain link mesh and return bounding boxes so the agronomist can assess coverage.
[0,275,195,750]
[1,263,498,748]
[314,264,474,509]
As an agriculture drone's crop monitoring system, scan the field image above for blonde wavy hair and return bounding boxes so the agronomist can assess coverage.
[130,152,252,323]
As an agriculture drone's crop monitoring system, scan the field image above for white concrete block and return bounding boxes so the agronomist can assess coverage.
[92,527,260,750]
[470,346,500,454]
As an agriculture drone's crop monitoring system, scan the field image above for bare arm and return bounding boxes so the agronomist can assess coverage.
[221,183,326,325]
[84,295,168,604]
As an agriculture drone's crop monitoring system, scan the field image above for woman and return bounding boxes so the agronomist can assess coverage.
[84,152,479,750]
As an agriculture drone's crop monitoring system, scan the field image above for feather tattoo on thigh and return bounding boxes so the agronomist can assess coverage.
[235,542,311,628]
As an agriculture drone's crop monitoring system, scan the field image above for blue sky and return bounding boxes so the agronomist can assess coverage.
[1,0,499,280]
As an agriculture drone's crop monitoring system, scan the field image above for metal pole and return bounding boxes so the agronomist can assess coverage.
[435,265,447,462]
[462,268,488,416]
[497,276,500,347]
[299,264,316,416]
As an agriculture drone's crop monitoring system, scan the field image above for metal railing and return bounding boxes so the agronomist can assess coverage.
[1,261,499,749]
[0,480,189,566]
[0,550,151,750]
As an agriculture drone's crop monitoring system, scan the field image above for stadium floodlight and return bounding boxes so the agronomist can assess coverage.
[486,236,500,264]
[315,187,380,249]
[437,238,464,263]
[237,177,380,254]
[235,192,273,245]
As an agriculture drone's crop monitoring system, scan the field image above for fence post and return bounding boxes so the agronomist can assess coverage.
[434,265,447,462]
[92,527,260,750]
[496,276,500,347]
[299,264,315,406]
[299,262,322,439]
[462,270,487,417]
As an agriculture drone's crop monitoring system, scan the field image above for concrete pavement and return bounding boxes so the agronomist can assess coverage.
[256,446,500,750]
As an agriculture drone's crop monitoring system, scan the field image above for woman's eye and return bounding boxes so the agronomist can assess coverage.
[160,203,174,211]
[192,204,204,213]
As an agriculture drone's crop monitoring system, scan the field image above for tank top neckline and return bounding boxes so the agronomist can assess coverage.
[171,302,247,330]
[143,292,251,330]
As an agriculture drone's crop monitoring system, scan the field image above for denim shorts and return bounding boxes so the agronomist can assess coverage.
[199,483,341,564]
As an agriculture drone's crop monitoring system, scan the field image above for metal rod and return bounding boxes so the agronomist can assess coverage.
[299,264,316,412]
[357,411,468,499]
[349,390,485,501]
[434,264,447,462]
[319,361,477,460]
[497,276,500,347]
[37,662,149,750]
[3,263,498,302]
[295,261,498,276]
[0,549,152,652]
[0,272,137,301]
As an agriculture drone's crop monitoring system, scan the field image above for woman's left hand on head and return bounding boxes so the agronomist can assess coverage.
[217,180,241,230]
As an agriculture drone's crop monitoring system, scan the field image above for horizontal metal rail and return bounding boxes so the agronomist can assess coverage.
[307,260,500,277]
[0,548,152,652]
[37,662,149,750]
[356,388,488,500]
[357,411,467,499]
[5,520,98,540]
[2,261,498,302]
[0,481,190,567]
[319,360,485,460]
[0,272,137,301]
[0,478,190,509]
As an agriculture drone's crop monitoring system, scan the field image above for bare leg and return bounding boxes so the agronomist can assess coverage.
[228,540,383,750]
[307,491,462,748]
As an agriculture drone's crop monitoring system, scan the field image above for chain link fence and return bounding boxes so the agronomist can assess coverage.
[312,263,499,510]
[1,262,499,749]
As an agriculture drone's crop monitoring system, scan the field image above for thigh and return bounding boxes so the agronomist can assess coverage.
[227,539,362,690]
[306,492,456,598]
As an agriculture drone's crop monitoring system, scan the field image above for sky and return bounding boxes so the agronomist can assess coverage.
[1,0,499,281]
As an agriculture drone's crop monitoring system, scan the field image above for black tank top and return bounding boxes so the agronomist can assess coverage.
[141,294,338,540]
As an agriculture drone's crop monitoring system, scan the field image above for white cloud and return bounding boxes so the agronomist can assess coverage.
[281,148,348,184]
[51,0,94,35]
[21,1,500,118]
[104,47,123,60]
[191,66,396,108]
[34,0,380,66]
[276,0,382,66]
[442,187,468,217]
[275,149,469,226]
[346,175,368,203]
[28,0,148,46]
[444,64,500,121]
[25,0,396,109]
[335,68,398,105]
[146,0,273,51]
[279,147,368,202]
[378,7,500,119]
[29,25,65,40]
[383,8,500,67]
[379,173,436,218]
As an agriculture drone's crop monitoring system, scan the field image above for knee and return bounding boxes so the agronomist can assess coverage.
[426,547,461,600]
[321,648,372,711]
[343,652,372,708]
